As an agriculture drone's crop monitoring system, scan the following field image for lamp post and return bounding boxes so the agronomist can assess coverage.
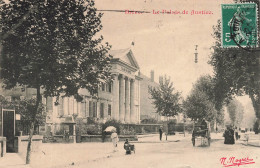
[194,45,198,63]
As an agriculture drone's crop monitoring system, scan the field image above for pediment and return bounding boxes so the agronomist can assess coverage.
[110,48,139,70]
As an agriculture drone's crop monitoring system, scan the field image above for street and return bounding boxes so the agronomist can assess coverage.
[82,135,260,168]
[6,133,256,168]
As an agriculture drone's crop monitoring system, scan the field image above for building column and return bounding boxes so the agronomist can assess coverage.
[119,74,125,122]
[130,79,136,123]
[125,77,130,123]
[112,74,119,120]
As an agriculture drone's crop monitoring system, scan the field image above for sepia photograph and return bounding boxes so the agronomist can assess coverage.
[0,0,260,168]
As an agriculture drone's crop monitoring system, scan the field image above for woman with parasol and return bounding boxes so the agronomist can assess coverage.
[104,126,119,152]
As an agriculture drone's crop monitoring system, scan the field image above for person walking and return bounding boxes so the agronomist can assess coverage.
[230,126,235,144]
[235,127,239,140]
[159,126,163,141]
[224,125,235,144]
[111,129,119,152]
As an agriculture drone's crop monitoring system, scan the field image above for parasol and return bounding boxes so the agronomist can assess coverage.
[104,126,116,132]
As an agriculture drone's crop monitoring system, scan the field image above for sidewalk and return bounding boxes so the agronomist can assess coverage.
[0,143,122,168]
[0,153,31,168]
[0,134,185,168]
[240,132,260,147]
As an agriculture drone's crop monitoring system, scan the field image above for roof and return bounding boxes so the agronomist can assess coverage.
[139,72,159,86]
[109,48,140,69]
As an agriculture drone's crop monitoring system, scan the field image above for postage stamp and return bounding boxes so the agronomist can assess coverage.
[221,3,258,48]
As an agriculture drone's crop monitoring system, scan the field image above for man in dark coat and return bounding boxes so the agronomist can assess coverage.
[224,126,235,144]
[159,126,163,141]
[200,118,207,136]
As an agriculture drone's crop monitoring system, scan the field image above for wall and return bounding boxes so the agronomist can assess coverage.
[0,137,6,157]
[139,73,160,121]
[15,135,43,158]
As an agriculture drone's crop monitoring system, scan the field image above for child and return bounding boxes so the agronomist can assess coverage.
[124,139,135,154]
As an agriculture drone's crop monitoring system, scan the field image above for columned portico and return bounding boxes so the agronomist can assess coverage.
[110,48,142,124]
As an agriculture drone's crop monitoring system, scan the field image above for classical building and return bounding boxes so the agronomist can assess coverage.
[0,47,142,136]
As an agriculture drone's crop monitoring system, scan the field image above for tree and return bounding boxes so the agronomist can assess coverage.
[183,76,218,123]
[149,76,182,117]
[227,99,244,127]
[209,18,260,123]
[148,76,182,139]
[0,0,111,164]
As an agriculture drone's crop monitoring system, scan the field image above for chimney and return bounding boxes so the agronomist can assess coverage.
[159,76,163,84]
[150,70,154,82]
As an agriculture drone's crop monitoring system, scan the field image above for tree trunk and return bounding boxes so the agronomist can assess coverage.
[26,86,41,164]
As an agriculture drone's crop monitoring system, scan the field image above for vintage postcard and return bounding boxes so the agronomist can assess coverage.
[0,0,260,168]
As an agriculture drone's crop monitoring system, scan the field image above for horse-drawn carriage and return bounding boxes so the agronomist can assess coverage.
[191,120,211,147]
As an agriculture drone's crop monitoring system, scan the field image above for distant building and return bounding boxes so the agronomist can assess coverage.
[139,71,161,121]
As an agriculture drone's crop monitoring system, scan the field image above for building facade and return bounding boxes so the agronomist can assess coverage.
[1,47,142,136]
[139,71,160,121]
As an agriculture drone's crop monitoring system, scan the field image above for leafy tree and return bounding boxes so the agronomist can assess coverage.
[148,76,182,139]
[183,89,216,122]
[209,18,260,123]
[227,99,244,127]
[183,76,218,123]
[0,0,111,164]
[148,76,182,117]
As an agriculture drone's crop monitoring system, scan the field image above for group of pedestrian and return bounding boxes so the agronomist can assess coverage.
[110,128,135,155]
[224,125,239,144]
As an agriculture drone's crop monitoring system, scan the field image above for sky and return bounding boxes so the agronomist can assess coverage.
[95,0,234,97]
[95,0,256,126]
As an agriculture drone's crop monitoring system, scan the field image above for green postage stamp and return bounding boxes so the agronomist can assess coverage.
[221,3,258,48]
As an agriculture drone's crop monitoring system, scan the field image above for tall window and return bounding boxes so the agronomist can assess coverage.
[81,101,86,117]
[108,82,112,93]
[108,104,111,116]
[93,102,97,117]
[100,103,104,118]
[102,83,105,91]
[89,101,93,117]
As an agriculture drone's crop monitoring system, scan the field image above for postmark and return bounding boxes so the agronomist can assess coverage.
[221,3,258,48]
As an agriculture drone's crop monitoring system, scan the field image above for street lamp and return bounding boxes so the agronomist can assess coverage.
[194,45,198,63]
